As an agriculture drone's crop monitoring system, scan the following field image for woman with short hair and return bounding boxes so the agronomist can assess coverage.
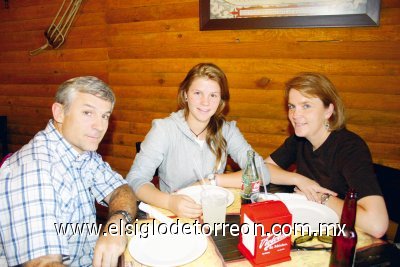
[267,72,388,238]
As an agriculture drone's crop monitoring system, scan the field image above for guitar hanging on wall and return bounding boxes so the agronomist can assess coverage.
[29,0,83,56]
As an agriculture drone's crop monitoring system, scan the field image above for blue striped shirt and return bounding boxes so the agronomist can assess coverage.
[0,120,126,266]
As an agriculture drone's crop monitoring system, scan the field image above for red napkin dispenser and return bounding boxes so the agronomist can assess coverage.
[238,201,292,266]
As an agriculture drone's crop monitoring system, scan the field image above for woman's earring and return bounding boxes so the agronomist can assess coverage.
[324,120,330,130]
[185,97,188,101]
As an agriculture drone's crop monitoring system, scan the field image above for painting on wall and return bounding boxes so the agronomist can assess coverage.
[200,0,381,30]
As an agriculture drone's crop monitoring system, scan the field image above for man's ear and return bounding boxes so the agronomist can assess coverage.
[52,103,64,123]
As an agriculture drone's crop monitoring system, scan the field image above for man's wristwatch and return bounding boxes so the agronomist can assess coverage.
[207,173,217,186]
[110,210,133,224]
[321,193,331,205]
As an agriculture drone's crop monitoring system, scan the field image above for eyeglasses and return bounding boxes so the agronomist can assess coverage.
[292,234,333,251]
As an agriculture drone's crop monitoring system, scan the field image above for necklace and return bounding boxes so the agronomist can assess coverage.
[190,126,207,138]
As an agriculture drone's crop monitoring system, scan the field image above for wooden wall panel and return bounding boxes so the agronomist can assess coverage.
[107,41,400,60]
[0,0,399,177]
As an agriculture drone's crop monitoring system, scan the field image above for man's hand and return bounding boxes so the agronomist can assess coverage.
[93,184,136,267]
[92,215,127,267]
[168,194,202,218]
[24,254,65,267]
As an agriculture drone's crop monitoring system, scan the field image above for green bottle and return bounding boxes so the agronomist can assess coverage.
[241,150,260,204]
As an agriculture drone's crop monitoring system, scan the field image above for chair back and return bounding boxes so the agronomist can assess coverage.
[374,163,400,242]
[0,153,12,168]
[0,116,8,158]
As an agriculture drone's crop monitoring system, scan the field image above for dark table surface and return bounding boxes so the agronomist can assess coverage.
[210,184,400,266]
[127,184,400,266]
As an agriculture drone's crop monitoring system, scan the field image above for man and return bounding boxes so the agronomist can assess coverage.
[0,76,137,266]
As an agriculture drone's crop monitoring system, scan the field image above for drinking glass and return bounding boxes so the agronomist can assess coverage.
[201,188,228,231]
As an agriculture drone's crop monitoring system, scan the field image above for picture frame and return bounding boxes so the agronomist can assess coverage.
[199,0,381,30]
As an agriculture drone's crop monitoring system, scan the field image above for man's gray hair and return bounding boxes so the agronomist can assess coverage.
[55,76,115,111]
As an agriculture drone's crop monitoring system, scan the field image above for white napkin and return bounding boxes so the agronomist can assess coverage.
[138,202,174,225]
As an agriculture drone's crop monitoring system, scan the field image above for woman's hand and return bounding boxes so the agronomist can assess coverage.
[168,194,202,218]
[293,177,337,203]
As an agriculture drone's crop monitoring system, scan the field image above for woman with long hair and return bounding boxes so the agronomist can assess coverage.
[127,63,267,218]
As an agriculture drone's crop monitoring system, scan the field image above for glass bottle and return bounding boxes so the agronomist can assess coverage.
[241,150,260,204]
[329,188,358,267]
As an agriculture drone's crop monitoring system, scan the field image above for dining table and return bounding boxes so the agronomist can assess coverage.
[122,184,395,267]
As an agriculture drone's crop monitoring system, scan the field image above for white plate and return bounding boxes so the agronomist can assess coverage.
[275,193,339,232]
[129,224,207,267]
[176,185,234,207]
[275,193,307,201]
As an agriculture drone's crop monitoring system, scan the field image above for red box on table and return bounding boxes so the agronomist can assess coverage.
[238,200,292,266]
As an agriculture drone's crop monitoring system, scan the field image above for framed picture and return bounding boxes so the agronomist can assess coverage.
[200,0,381,30]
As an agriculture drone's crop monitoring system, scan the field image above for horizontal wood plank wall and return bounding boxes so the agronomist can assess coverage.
[0,0,399,176]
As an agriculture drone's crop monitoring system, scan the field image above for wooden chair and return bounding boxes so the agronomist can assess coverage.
[95,201,109,226]
[374,163,400,243]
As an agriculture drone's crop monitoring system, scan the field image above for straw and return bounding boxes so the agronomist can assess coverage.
[192,159,207,190]
[258,156,268,194]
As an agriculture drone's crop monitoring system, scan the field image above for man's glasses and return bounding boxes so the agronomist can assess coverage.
[292,234,333,251]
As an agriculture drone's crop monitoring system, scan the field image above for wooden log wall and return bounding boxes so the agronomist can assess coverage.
[0,0,399,177]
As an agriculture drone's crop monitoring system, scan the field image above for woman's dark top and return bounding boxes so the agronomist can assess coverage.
[270,128,382,199]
